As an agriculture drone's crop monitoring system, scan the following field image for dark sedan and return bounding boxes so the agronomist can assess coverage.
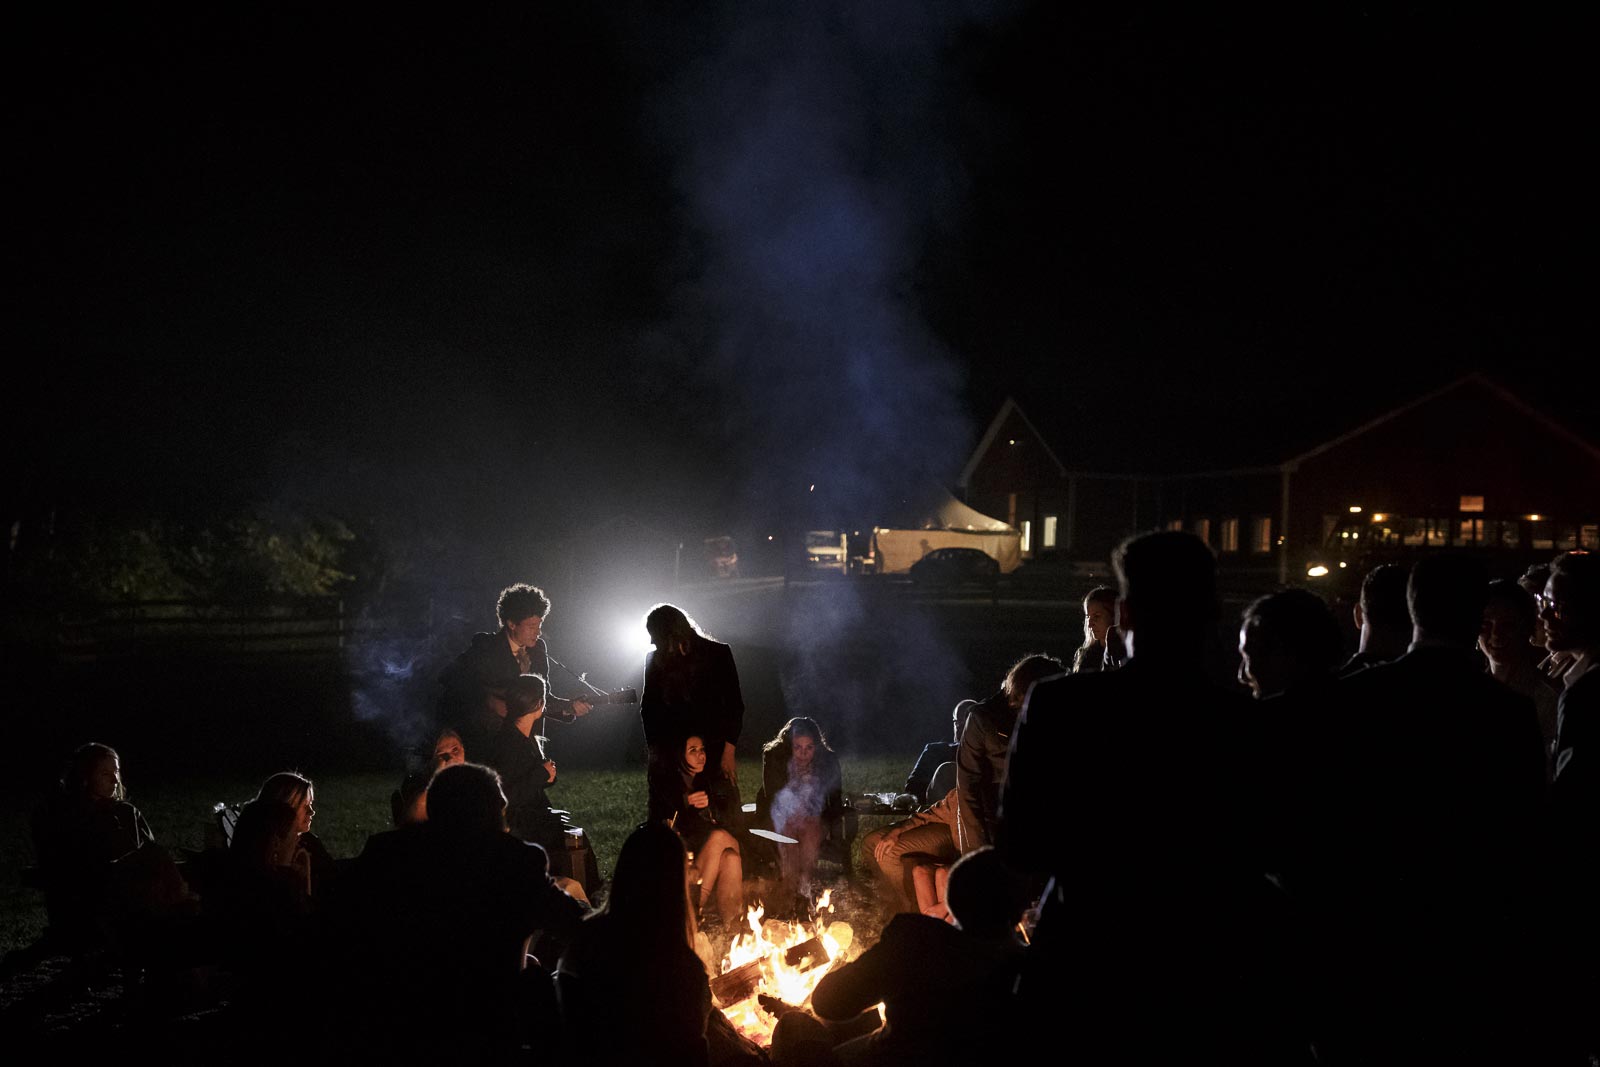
[908,547,1000,586]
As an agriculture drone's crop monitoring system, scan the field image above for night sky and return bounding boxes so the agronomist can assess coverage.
[8,6,1591,564]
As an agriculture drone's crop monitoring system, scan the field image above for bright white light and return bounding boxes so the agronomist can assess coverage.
[1307,565,1330,578]
[620,621,654,657]
[1338,561,1348,568]
[1348,506,1363,514]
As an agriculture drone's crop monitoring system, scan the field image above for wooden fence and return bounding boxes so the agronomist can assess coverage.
[51,598,352,663]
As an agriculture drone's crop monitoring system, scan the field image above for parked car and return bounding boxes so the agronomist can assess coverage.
[908,547,1000,586]
[803,530,847,573]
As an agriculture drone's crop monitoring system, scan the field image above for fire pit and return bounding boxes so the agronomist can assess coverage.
[712,889,858,1047]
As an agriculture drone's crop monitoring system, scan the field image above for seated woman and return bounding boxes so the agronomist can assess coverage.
[208,799,314,1004]
[555,822,712,1067]
[30,742,156,952]
[649,733,745,927]
[253,771,335,897]
[758,717,846,903]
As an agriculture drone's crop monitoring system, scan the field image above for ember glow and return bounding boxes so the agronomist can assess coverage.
[712,894,856,1046]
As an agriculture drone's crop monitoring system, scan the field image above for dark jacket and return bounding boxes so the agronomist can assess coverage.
[1553,664,1599,834]
[955,691,1012,853]
[756,742,844,831]
[1283,645,1549,1061]
[556,916,711,1067]
[340,825,585,1055]
[998,659,1291,1063]
[903,741,958,806]
[647,760,740,853]
[438,630,584,748]
[639,636,744,759]
[811,913,1023,1067]
[484,725,567,851]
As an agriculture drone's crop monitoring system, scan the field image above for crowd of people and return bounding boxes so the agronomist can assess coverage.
[14,542,1598,1063]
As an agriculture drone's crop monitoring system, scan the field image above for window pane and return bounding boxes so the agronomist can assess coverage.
[1021,520,1032,553]
[1250,517,1272,553]
[1043,515,1058,548]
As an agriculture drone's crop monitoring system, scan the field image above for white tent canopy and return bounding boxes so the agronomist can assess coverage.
[870,491,1022,574]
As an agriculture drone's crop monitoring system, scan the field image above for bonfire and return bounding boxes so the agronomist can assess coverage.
[708,889,864,1047]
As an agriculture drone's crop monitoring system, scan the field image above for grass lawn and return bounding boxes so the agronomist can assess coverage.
[2,755,910,958]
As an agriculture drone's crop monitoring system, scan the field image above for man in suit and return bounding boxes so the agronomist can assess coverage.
[1287,554,1548,1063]
[998,531,1286,1062]
[438,583,593,756]
[1542,550,1600,1062]
[999,530,1290,1063]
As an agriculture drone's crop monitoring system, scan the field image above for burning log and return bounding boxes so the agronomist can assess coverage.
[711,958,765,1007]
[757,992,804,1017]
[783,936,830,972]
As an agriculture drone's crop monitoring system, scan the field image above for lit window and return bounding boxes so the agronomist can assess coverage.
[1582,525,1598,550]
[1167,518,1183,532]
[1043,515,1058,549]
[1021,520,1032,553]
[1193,518,1211,546]
[1220,518,1239,553]
[1250,517,1272,553]
[1459,495,1484,513]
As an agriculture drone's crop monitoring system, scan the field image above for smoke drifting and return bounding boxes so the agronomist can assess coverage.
[620,2,1017,748]
[634,1,1004,518]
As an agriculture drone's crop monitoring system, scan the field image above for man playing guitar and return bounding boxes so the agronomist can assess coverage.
[438,583,595,757]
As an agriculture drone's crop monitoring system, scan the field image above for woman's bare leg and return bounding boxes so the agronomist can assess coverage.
[697,829,744,921]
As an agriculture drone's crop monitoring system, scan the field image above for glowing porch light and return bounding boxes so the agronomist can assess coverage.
[1307,565,1330,578]
[1348,506,1363,514]
[1372,513,1386,522]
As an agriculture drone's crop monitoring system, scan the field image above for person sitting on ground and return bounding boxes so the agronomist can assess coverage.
[253,771,335,898]
[556,822,713,1067]
[650,733,745,929]
[207,798,314,1015]
[377,727,466,834]
[1073,586,1125,672]
[759,717,847,903]
[771,846,1029,1067]
[431,726,467,768]
[901,699,975,807]
[860,787,960,916]
[1481,578,1562,769]
[343,762,587,1057]
[955,653,1065,853]
[1237,588,1345,700]
[1339,563,1411,676]
[28,742,155,955]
